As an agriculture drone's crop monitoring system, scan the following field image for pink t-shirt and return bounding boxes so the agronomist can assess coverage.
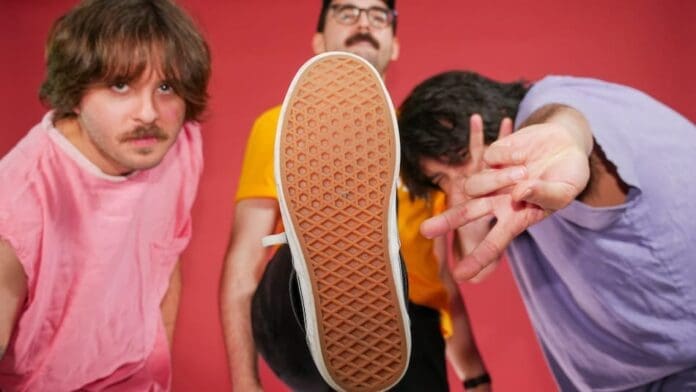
[0,112,202,391]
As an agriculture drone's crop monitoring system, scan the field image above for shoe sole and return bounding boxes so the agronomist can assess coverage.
[275,52,410,392]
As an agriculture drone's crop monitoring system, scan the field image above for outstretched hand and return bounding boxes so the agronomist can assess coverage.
[467,122,591,211]
[422,122,591,281]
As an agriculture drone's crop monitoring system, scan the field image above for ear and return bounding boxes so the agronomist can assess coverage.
[390,36,400,61]
[312,33,326,55]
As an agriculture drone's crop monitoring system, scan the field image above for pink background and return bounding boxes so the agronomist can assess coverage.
[1,1,694,391]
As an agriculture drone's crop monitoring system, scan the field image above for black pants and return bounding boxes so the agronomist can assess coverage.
[251,244,448,392]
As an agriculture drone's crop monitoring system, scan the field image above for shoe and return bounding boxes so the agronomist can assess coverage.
[270,51,410,392]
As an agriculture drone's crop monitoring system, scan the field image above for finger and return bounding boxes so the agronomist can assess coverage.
[445,189,468,208]
[512,180,580,211]
[453,217,519,281]
[469,114,485,162]
[497,117,513,140]
[483,140,526,167]
[465,166,527,197]
[420,198,494,239]
[468,255,502,283]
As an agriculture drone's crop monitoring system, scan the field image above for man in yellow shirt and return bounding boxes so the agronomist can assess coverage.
[220,1,489,390]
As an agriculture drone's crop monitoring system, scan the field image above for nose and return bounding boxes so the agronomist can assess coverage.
[135,92,159,124]
[357,9,371,29]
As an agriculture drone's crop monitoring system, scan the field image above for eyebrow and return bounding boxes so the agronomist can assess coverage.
[334,3,389,10]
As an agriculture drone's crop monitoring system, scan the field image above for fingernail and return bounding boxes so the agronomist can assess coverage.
[510,167,526,180]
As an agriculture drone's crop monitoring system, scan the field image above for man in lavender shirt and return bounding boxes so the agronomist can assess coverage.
[397,70,696,391]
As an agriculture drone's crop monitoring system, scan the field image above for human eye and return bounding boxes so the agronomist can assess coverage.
[369,8,389,24]
[110,81,129,93]
[158,82,175,94]
[427,175,443,190]
[337,5,359,22]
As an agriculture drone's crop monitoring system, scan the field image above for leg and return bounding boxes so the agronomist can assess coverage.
[251,244,331,392]
[390,303,449,392]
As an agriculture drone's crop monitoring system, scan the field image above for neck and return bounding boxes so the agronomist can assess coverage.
[53,117,131,176]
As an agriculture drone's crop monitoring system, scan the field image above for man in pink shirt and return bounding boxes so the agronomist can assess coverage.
[0,0,210,390]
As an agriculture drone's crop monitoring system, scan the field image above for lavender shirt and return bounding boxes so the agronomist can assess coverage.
[510,76,696,391]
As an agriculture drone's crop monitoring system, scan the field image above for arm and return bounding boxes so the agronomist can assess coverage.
[160,261,182,347]
[433,237,490,390]
[0,239,27,361]
[220,199,278,392]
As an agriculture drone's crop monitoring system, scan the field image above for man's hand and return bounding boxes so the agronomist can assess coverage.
[422,119,591,282]
[467,122,591,211]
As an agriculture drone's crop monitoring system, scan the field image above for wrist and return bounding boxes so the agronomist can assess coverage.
[463,372,491,390]
[549,107,593,156]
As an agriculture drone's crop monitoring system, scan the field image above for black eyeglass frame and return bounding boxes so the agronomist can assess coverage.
[328,4,398,29]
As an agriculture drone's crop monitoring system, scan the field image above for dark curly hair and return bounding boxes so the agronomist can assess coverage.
[398,71,529,199]
[40,0,211,122]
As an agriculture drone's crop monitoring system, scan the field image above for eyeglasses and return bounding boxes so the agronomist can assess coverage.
[329,4,397,29]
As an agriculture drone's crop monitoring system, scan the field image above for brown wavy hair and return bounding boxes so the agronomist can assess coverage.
[40,0,211,122]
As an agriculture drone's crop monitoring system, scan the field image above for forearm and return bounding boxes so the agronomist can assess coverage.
[434,238,487,379]
[220,287,262,390]
[160,262,182,347]
[444,293,486,381]
[219,242,269,390]
[220,198,278,390]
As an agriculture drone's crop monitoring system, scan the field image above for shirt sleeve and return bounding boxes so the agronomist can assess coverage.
[0,180,43,287]
[168,121,203,251]
[235,106,281,201]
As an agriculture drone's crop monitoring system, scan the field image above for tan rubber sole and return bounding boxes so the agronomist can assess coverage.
[276,53,409,391]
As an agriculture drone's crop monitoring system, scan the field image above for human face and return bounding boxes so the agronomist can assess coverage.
[420,157,475,198]
[313,0,399,75]
[67,67,186,176]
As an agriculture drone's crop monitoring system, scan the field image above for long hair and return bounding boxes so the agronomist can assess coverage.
[40,0,211,122]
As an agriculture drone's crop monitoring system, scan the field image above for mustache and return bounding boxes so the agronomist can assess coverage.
[345,33,380,50]
[119,125,168,142]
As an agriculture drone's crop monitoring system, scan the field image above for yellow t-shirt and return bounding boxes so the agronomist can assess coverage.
[236,106,453,336]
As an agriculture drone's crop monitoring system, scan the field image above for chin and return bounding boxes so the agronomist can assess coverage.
[123,155,167,173]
